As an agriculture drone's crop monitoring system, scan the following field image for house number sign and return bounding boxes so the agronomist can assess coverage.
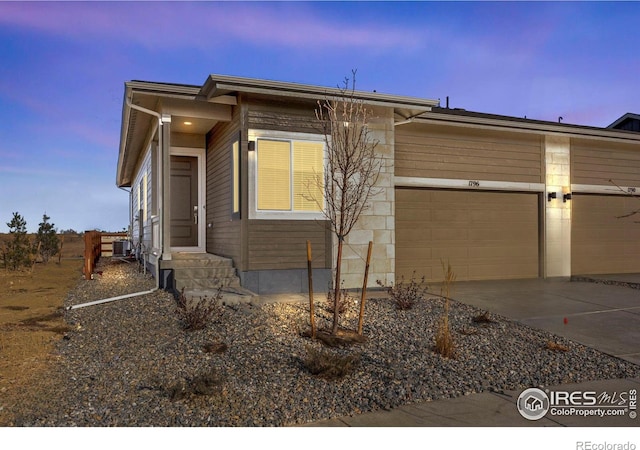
[628,187,637,194]
[468,180,480,188]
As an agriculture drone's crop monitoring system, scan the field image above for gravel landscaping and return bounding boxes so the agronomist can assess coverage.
[3,258,639,426]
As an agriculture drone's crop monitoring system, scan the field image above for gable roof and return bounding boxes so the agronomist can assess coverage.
[608,112,640,130]
[117,75,440,187]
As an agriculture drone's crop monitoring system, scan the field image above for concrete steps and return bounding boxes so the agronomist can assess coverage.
[163,253,243,293]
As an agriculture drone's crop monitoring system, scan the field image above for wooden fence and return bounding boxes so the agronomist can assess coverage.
[83,231,129,280]
[83,230,101,280]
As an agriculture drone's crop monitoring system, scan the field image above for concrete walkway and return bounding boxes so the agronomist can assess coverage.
[305,378,640,427]
[296,274,640,427]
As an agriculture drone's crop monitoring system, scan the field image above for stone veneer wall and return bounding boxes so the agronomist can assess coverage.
[338,108,395,289]
[545,135,571,277]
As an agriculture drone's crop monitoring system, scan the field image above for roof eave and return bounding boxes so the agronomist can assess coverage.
[200,74,438,111]
[116,83,134,187]
[416,110,640,143]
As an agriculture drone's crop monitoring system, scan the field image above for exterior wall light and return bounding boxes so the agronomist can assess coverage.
[248,141,256,152]
[547,192,557,202]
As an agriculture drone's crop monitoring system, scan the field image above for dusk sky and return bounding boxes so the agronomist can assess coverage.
[1,1,639,233]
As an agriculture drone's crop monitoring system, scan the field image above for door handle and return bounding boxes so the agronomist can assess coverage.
[193,205,198,225]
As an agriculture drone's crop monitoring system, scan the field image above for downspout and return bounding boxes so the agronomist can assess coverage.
[67,96,166,311]
[66,288,159,311]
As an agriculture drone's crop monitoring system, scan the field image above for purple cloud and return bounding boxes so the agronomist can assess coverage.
[0,2,423,52]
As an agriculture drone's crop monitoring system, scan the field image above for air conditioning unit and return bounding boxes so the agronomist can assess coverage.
[112,240,130,257]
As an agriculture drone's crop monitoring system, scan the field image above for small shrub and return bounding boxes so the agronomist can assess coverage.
[472,311,496,324]
[167,370,225,401]
[176,287,224,331]
[302,345,360,379]
[376,271,428,310]
[325,280,355,317]
[546,341,569,352]
[203,341,228,354]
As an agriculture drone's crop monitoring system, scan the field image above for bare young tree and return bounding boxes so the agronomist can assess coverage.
[314,71,382,335]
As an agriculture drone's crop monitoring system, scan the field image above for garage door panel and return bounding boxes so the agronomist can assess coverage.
[572,194,640,274]
[432,228,470,240]
[396,188,539,282]
[469,261,538,279]
[468,227,537,241]
[467,244,537,259]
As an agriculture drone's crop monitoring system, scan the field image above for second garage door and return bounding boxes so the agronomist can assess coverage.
[396,188,540,282]
[572,194,640,275]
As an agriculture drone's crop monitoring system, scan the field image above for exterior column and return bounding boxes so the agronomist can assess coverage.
[161,114,172,261]
[544,135,571,277]
[340,108,395,288]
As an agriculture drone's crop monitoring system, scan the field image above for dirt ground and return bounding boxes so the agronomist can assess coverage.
[0,234,85,404]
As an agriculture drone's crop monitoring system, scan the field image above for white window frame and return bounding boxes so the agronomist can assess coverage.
[248,129,326,220]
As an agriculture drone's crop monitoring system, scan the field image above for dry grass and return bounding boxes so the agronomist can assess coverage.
[0,258,83,398]
[0,232,84,264]
[166,370,226,401]
[176,287,224,331]
[302,345,360,380]
[434,260,456,358]
[472,311,497,324]
[546,341,570,352]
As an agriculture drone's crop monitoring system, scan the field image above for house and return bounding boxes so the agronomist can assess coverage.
[525,395,544,412]
[609,113,640,132]
[116,74,640,295]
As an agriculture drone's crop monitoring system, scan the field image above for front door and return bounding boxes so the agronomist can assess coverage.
[170,155,199,247]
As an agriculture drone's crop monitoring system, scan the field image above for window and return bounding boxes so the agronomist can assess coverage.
[142,172,148,222]
[249,131,325,219]
[231,139,240,219]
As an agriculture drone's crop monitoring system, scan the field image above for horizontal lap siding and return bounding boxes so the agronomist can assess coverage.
[245,97,331,271]
[571,139,640,186]
[132,147,152,251]
[395,124,543,183]
[396,189,539,281]
[206,116,241,265]
[247,220,331,271]
[247,98,320,134]
[572,194,640,274]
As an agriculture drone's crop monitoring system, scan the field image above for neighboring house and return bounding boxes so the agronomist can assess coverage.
[609,113,640,132]
[116,74,640,295]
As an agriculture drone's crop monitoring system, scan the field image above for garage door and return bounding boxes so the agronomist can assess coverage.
[396,188,540,281]
[572,194,640,275]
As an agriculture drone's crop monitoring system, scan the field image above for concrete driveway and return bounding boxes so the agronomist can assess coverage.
[442,274,640,365]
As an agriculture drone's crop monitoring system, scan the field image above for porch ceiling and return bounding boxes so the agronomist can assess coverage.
[117,84,232,187]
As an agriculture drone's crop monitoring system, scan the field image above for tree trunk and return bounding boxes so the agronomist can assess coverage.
[306,240,316,339]
[332,237,344,334]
